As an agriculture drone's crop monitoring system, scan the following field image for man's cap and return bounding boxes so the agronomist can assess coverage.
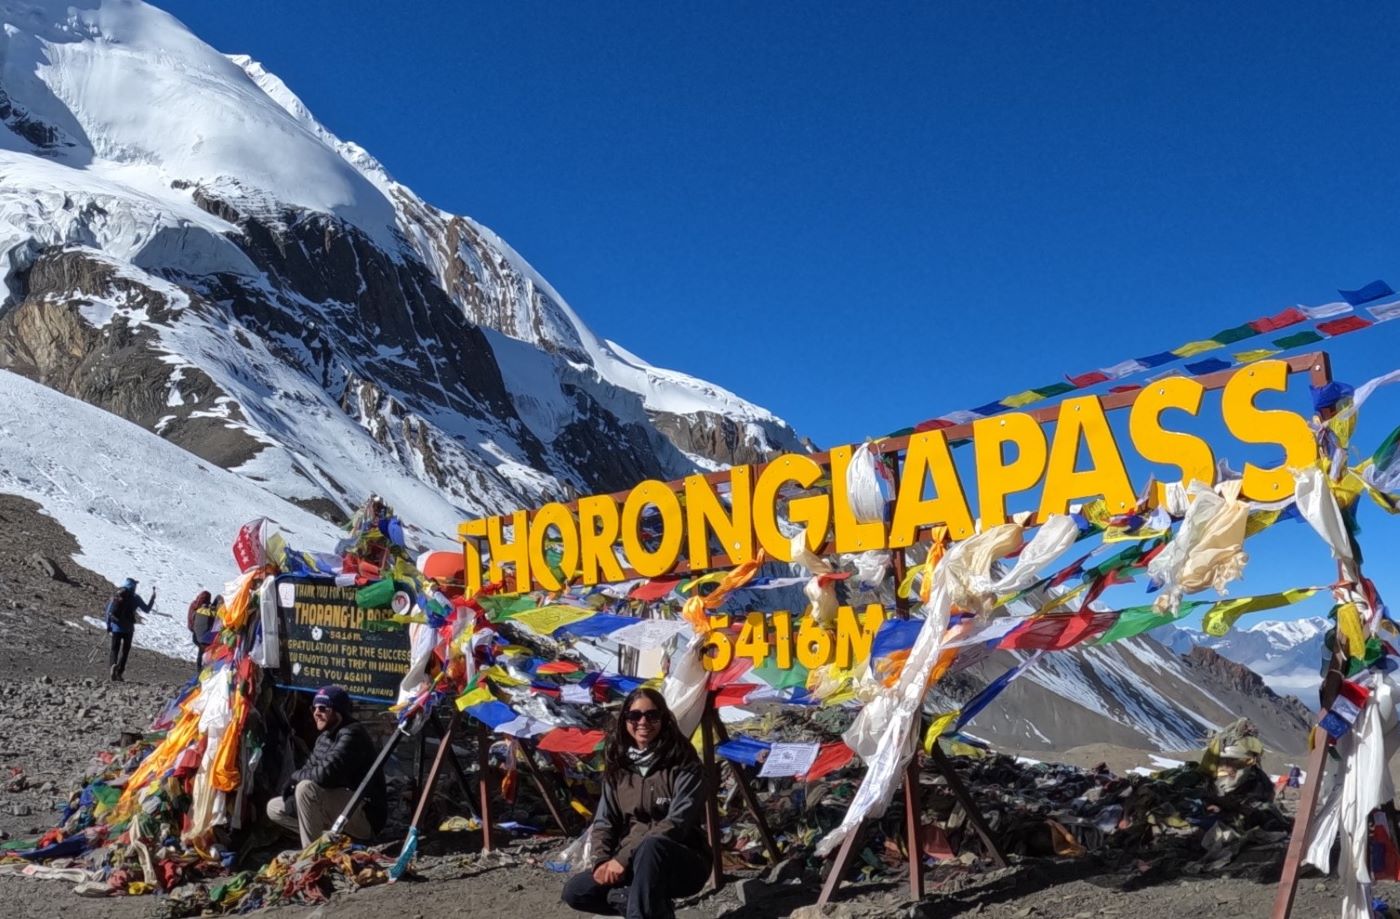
[313,685,352,715]
[123,577,137,589]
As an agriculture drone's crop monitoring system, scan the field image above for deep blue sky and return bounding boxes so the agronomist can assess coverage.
[160,1,1400,626]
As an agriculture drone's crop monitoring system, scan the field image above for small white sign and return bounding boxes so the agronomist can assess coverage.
[609,619,690,650]
[758,742,820,778]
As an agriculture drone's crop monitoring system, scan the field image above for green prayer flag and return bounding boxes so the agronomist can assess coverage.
[1211,323,1261,345]
[1032,381,1077,399]
[1094,601,1204,645]
[1273,329,1325,349]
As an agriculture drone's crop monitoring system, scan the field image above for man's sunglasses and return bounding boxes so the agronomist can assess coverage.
[625,709,662,724]
[312,704,333,713]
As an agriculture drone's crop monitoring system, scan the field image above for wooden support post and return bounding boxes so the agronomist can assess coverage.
[817,824,864,906]
[903,756,926,899]
[709,711,782,864]
[431,711,481,822]
[1272,645,1346,919]
[1272,351,1347,919]
[477,720,494,853]
[406,707,461,839]
[700,695,725,889]
[930,743,1007,868]
[514,738,574,836]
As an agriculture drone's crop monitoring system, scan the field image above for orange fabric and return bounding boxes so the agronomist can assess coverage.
[681,551,767,633]
[116,692,203,820]
[211,661,257,792]
[925,647,959,689]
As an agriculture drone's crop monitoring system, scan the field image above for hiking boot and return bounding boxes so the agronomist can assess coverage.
[606,886,629,914]
[110,666,123,682]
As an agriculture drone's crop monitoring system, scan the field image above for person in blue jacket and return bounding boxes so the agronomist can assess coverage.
[105,577,155,681]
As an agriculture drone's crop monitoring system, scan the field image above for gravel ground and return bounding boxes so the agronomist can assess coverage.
[0,493,1389,919]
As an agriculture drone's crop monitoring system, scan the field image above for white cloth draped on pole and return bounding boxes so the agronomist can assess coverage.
[817,516,1076,857]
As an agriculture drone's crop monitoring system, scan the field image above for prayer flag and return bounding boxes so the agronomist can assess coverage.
[1067,370,1110,388]
[1210,323,1260,345]
[1339,280,1394,306]
[1172,340,1223,359]
[1368,300,1400,323]
[1185,357,1231,375]
[1318,315,1373,337]
[1273,329,1324,349]
[1249,307,1307,333]
[1136,351,1178,368]
[537,728,606,755]
[1103,359,1148,379]
[1301,301,1353,320]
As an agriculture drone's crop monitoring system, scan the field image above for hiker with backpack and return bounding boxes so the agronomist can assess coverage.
[187,590,219,673]
[105,577,155,681]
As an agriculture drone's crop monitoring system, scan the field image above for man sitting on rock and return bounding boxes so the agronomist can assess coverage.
[266,685,386,847]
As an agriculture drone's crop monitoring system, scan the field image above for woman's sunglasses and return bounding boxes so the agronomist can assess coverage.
[625,709,662,724]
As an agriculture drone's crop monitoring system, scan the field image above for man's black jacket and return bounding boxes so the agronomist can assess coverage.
[291,717,386,831]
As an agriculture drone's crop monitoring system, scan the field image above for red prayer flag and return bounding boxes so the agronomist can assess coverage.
[1108,384,1142,394]
[1318,315,1373,336]
[712,683,755,707]
[914,418,955,433]
[708,657,754,689]
[801,741,855,781]
[630,578,682,601]
[536,661,581,675]
[1067,371,1110,388]
[231,517,267,572]
[537,728,606,755]
[1248,306,1307,333]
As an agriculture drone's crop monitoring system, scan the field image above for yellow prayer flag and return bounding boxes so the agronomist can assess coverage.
[511,605,594,635]
[922,711,960,753]
[1201,588,1320,637]
[455,685,496,710]
[1337,602,1366,659]
[1234,348,1279,364]
[1001,389,1044,409]
[1171,339,1224,358]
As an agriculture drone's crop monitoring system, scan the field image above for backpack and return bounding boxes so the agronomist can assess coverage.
[105,591,125,632]
[187,591,212,633]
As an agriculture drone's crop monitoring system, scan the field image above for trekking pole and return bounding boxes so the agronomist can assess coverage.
[328,703,427,836]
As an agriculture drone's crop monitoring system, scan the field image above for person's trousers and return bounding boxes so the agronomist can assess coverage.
[265,780,372,848]
[109,632,132,676]
[194,642,204,673]
[561,835,710,919]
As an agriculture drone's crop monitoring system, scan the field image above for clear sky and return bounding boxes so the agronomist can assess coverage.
[159,0,1400,628]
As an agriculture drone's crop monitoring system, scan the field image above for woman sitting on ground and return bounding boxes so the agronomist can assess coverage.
[561,687,710,919]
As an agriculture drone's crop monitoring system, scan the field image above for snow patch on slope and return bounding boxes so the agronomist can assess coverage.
[0,368,345,658]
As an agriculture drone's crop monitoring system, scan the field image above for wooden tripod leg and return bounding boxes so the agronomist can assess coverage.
[817,823,864,906]
[407,708,461,834]
[1272,657,1346,919]
[700,701,725,889]
[903,757,925,899]
[433,715,481,822]
[709,712,781,864]
[477,721,494,853]
[514,739,574,835]
[930,744,1006,868]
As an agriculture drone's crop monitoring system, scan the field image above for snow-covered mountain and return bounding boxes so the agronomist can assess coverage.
[0,0,803,546]
[936,634,1312,755]
[0,1,1311,754]
[1168,618,1328,699]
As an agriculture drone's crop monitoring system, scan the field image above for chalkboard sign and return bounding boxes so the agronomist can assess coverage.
[274,578,412,705]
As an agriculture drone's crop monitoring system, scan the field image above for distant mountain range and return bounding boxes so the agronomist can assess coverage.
[1166,617,1328,702]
